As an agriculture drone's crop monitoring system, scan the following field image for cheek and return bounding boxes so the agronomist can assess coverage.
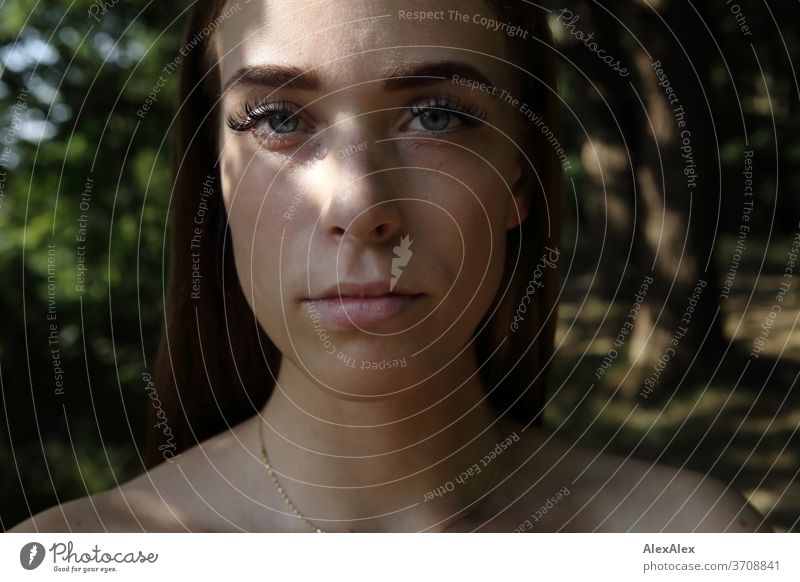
[406,146,511,269]
[219,151,298,310]
[403,148,511,319]
[220,141,320,242]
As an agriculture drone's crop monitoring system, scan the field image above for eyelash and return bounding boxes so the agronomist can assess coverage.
[225,98,297,133]
[224,94,488,146]
[407,94,488,129]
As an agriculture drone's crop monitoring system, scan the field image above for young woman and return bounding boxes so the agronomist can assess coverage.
[12,0,769,533]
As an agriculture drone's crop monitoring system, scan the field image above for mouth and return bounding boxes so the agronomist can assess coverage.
[301,281,425,327]
[305,280,417,300]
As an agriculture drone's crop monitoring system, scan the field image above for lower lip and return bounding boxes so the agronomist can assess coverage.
[303,294,424,327]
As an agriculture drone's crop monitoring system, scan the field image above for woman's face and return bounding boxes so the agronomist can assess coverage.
[216,0,530,399]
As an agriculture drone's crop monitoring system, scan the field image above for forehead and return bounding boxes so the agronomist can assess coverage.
[215,0,516,91]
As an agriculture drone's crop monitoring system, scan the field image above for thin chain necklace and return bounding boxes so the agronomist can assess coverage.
[257,419,505,533]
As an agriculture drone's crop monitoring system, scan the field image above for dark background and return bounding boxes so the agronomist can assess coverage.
[1,0,798,531]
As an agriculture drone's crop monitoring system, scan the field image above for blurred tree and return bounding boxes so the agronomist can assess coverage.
[0,0,186,530]
[550,0,799,397]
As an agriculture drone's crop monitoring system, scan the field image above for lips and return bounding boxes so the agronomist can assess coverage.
[302,281,424,327]
[307,280,414,300]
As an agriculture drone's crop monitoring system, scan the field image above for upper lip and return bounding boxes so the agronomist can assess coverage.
[305,281,420,300]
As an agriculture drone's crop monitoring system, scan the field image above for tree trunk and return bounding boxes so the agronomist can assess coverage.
[626,0,727,399]
[550,0,727,399]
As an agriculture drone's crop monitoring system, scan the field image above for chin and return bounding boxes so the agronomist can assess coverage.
[293,338,461,401]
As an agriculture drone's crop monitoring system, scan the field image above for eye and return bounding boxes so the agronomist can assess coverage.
[262,111,301,134]
[405,95,487,133]
[412,109,455,132]
[225,99,312,145]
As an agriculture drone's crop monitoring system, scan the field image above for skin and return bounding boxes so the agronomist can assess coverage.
[11,0,771,533]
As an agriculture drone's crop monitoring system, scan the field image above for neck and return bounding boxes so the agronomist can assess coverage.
[259,343,512,532]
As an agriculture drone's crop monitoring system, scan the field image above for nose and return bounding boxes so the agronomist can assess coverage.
[319,141,403,247]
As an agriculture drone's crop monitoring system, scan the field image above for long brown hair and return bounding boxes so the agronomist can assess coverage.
[145,0,562,467]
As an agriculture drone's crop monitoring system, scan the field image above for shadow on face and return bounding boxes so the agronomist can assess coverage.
[214,0,532,399]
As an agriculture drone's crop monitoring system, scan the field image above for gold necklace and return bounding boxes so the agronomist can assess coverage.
[258,419,505,533]
[258,418,325,533]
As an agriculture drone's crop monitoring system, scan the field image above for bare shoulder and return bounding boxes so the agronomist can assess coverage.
[563,442,772,532]
[611,460,773,532]
[582,454,771,533]
[8,476,186,533]
[9,419,263,533]
[502,425,772,533]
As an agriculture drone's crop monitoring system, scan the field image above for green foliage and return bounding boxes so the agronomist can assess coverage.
[1,0,186,528]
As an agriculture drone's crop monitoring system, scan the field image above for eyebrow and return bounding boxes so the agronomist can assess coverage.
[221,60,498,98]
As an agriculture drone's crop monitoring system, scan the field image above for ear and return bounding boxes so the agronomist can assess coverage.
[505,159,531,230]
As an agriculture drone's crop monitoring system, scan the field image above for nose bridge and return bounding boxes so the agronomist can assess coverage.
[321,120,402,245]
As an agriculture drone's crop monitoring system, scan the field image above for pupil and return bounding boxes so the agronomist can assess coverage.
[270,113,298,134]
[421,109,450,131]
